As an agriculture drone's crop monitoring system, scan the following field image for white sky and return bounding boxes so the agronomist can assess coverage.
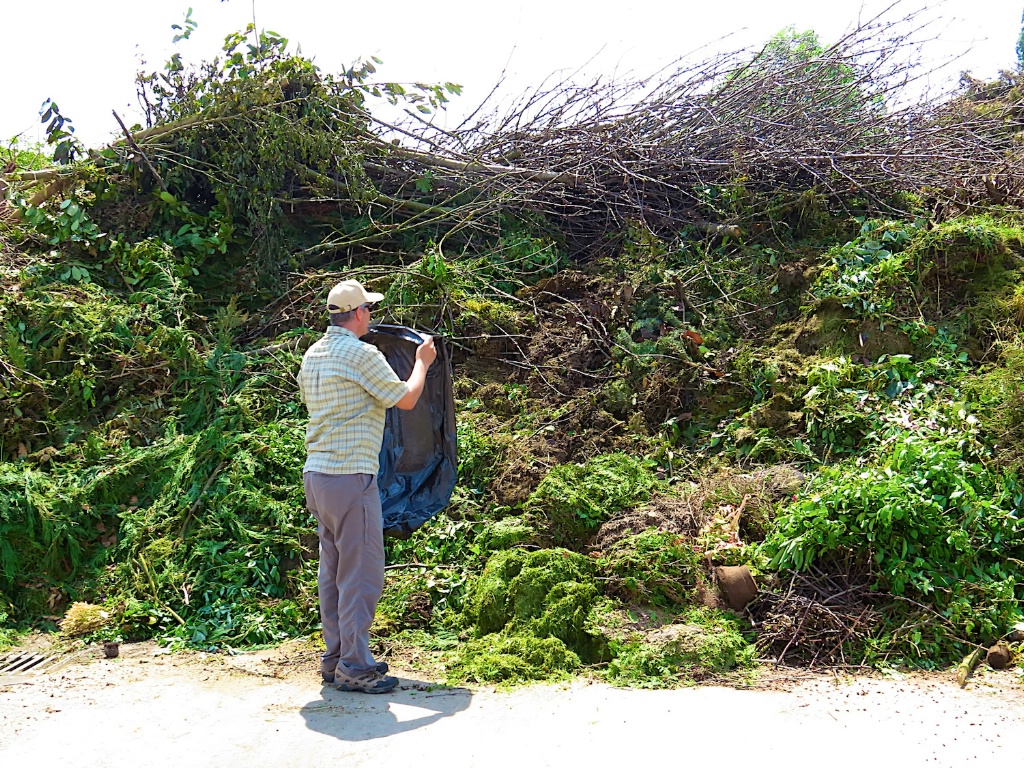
[4,0,1023,149]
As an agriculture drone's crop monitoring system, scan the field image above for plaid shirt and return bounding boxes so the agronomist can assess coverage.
[298,326,409,475]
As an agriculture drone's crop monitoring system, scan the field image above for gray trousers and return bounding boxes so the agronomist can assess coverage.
[303,471,385,678]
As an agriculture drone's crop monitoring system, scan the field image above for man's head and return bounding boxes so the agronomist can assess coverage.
[327,279,383,336]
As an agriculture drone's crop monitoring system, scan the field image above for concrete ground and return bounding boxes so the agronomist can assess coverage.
[2,640,1023,768]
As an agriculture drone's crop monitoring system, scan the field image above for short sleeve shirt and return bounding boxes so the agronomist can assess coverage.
[298,326,409,475]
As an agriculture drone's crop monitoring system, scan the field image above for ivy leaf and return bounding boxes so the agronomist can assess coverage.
[415,172,433,194]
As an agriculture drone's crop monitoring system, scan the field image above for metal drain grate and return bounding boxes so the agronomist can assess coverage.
[0,652,65,685]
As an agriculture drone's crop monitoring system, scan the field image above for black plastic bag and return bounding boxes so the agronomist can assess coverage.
[363,324,457,538]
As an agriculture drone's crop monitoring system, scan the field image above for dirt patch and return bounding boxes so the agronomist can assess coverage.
[4,635,1024,768]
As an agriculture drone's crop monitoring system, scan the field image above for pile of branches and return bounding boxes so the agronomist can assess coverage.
[748,555,879,667]
[399,7,1024,254]
[6,8,1024,266]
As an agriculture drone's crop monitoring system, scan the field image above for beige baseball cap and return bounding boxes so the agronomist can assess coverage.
[326,279,385,314]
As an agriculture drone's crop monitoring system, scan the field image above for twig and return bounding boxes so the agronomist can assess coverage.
[112,111,168,192]
[384,563,458,571]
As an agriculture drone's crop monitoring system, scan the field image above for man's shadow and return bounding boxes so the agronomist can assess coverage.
[300,677,472,741]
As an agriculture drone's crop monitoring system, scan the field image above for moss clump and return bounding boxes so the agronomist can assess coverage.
[527,453,660,548]
[598,531,704,607]
[141,538,177,564]
[457,296,535,331]
[445,631,580,684]
[466,548,606,662]
[475,518,536,553]
[965,343,1024,470]
[907,216,1024,279]
[604,608,754,687]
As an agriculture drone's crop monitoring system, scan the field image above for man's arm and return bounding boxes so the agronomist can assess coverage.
[395,335,437,411]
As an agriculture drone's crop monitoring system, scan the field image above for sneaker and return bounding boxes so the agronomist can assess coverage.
[333,669,399,694]
[322,661,388,683]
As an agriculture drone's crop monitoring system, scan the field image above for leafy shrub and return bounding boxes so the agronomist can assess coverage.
[809,219,920,322]
[762,425,1024,660]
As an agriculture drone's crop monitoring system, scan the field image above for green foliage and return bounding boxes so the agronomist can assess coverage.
[8,18,1024,688]
[802,345,968,459]
[802,357,878,454]
[38,99,82,165]
[598,531,704,606]
[604,608,754,687]
[0,383,315,646]
[1017,9,1024,72]
[527,453,660,546]
[964,342,1024,470]
[649,239,779,356]
[374,570,435,636]
[0,603,19,650]
[480,219,566,294]
[466,548,606,661]
[810,216,1024,328]
[19,196,104,248]
[445,632,580,684]
[810,219,920,322]
[170,7,198,44]
[0,240,236,452]
[3,139,51,171]
[455,416,506,494]
[763,423,1024,660]
[120,26,462,293]
[388,512,478,566]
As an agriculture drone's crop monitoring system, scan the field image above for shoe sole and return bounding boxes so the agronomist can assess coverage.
[322,663,388,684]
[335,682,398,694]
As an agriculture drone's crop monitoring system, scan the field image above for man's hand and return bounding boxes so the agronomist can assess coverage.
[396,334,437,410]
[416,334,437,367]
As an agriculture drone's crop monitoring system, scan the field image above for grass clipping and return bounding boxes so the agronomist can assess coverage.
[451,548,607,684]
[59,602,114,637]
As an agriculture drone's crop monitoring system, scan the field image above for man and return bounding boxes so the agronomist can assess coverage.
[298,279,436,694]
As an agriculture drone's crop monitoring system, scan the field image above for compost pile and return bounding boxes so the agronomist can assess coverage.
[4,13,1024,684]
